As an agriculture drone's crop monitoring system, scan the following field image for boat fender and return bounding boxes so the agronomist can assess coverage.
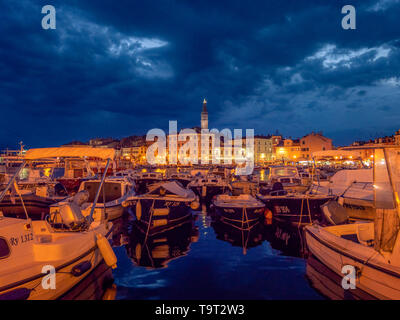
[0,288,31,300]
[136,200,142,221]
[264,208,273,220]
[96,234,117,269]
[71,261,92,277]
[190,201,200,210]
[135,243,142,261]
[122,200,129,208]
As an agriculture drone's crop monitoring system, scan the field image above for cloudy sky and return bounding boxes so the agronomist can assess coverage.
[1,0,399,148]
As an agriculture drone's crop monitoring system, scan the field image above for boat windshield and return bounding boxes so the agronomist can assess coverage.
[375,148,400,209]
[271,167,298,177]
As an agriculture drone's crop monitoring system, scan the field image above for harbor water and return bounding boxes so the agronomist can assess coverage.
[105,210,331,300]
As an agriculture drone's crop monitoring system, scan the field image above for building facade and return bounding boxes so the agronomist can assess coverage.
[300,132,333,160]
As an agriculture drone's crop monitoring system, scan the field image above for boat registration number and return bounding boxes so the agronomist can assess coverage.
[274,206,290,214]
[9,233,34,247]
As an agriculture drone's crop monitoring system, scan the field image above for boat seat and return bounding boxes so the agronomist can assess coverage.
[356,224,374,247]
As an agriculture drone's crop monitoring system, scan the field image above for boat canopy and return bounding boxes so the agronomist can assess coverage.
[148,181,195,198]
[25,147,115,161]
[312,150,362,159]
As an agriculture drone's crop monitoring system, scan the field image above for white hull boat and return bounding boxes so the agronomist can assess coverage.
[305,147,400,300]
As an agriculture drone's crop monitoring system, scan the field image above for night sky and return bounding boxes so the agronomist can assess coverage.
[1,0,399,149]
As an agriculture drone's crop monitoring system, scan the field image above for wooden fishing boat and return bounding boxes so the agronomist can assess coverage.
[123,181,199,235]
[212,194,265,230]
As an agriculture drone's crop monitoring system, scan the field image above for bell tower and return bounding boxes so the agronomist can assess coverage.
[201,98,208,130]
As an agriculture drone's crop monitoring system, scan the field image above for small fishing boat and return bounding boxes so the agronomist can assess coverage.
[212,194,265,230]
[257,192,334,226]
[123,181,199,235]
[165,171,192,187]
[187,174,231,204]
[133,171,164,194]
[51,176,135,221]
[305,147,400,300]
[0,147,118,300]
[0,169,69,220]
[267,166,308,193]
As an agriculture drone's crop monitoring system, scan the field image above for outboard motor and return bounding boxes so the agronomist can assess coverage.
[50,190,89,230]
[73,190,89,206]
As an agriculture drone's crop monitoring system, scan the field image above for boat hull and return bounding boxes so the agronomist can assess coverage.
[305,225,400,300]
[213,204,265,230]
[259,196,332,226]
[0,194,57,220]
[0,241,107,300]
[128,198,192,235]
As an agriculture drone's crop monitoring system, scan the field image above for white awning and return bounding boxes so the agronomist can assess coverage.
[312,150,362,159]
[25,147,115,160]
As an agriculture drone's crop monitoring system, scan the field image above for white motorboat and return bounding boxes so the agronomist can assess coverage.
[51,176,135,221]
[309,169,374,220]
[305,147,400,300]
[267,166,308,193]
[0,147,118,300]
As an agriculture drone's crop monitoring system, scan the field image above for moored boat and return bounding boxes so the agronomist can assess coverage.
[123,181,199,235]
[257,193,334,226]
[187,174,231,204]
[51,176,135,221]
[305,147,400,299]
[0,147,118,300]
[212,194,265,230]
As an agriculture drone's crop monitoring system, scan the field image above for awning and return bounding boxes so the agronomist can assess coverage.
[25,147,115,160]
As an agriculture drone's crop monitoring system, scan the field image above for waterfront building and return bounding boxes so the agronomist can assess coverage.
[299,132,333,160]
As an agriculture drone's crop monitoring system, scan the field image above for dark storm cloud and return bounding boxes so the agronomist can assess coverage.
[0,0,399,147]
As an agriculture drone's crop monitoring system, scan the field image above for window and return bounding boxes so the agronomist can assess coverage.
[0,238,10,259]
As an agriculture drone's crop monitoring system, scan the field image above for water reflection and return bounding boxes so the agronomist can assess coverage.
[60,261,116,300]
[211,220,265,255]
[126,218,199,269]
[263,222,308,258]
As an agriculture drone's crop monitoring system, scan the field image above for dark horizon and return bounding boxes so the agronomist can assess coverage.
[1,0,399,150]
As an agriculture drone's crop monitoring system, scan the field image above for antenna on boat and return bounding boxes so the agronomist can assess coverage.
[87,158,111,224]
